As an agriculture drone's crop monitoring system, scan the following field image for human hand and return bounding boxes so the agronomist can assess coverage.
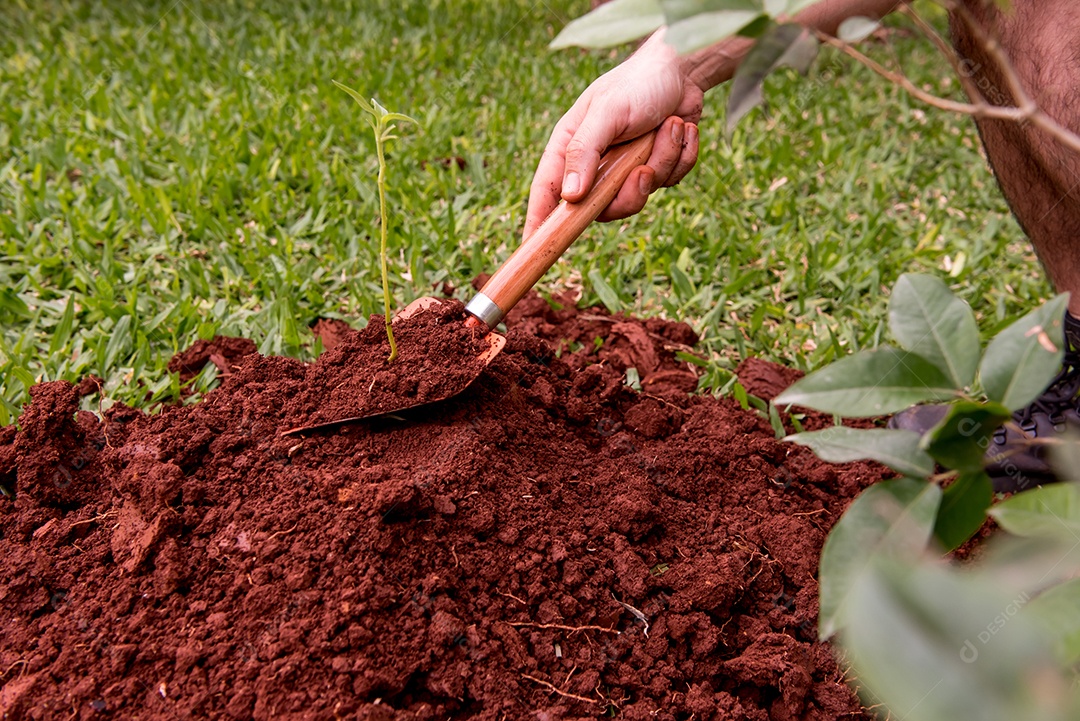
[524,30,704,238]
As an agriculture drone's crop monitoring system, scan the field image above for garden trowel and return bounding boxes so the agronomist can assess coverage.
[282,131,656,435]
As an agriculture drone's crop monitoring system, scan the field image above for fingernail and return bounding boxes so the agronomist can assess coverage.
[638,170,652,195]
[564,172,581,197]
[686,124,697,146]
[671,119,683,143]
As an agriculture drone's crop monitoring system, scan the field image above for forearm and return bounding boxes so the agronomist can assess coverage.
[679,0,901,91]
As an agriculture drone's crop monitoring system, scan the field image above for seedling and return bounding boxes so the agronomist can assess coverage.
[333,80,416,362]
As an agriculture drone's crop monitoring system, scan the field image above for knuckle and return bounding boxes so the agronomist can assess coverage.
[565,137,591,158]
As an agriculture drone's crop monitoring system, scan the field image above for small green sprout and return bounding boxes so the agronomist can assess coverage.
[333,80,416,362]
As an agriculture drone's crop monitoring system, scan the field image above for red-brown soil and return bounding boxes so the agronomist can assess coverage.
[286,301,489,430]
[0,293,890,720]
[168,337,258,384]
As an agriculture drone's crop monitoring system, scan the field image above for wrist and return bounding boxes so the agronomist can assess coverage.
[679,35,755,92]
[636,27,742,95]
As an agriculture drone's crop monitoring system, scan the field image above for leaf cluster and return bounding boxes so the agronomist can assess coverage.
[773,273,1080,720]
[778,273,1067,553]
[333,81,417,149]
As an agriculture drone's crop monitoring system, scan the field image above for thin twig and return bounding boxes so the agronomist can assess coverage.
[497,589,527,606]
[814,31,1022,119]
[521,674,598,705]
[947,0,1080,156]
[509,622,620,634]
[791,508,828,517]
[1,659,28,680]
[929,469,960,484]
[945,0,1034,114]
[267,523,298,541]
[814,9,1080,159]
[897,3,981,103]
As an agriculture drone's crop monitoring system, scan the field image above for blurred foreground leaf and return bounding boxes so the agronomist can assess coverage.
[844,560,1078,721]
[932,471,992,552]
[818,478,941,638]
[1024,578,1080,667]
[989,484,1080,540]
[786,427,933,478]
[550,0,663,49]
[727,22,818,132]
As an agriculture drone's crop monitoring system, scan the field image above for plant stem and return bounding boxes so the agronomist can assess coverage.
[374,126,398,363]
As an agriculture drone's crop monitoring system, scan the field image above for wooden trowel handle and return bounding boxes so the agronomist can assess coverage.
[465,131,656,329]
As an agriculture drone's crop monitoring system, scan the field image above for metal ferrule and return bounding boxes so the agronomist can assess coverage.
[464,292,504,329]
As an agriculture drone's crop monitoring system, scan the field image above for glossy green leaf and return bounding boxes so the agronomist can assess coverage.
[933,471,993,551]
[550,0,664,49]
[889,273,980,388]
[844,560,1072,721]
[735,13,772,38]
[726,22,818,132]
[819,478,941,638]
[786,427,934,478]
[774,346,957,417]
[1025,578,1080,666]
[979,294,1068,411]
[381,112,418,127]
[921,400,1011,472]
[989,484,1080,540]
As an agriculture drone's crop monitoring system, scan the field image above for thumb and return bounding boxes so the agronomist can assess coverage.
[561,109,619,203]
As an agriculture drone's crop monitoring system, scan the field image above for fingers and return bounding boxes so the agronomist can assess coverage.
[645,116,684,187]
[527,114,701,234]
[597,117,699,223]
[598,166,655,222]
[667,122,699,187]
[561,107,620,204]
[596,115,680,222]
[524,156,563,240]
[524,122,576,239]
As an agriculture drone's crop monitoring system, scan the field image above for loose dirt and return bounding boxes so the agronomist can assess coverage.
[286,300,489,429]
[0,292,889,720]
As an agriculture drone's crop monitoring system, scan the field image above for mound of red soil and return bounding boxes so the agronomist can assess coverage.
[167,337,258,384]
[0,296,890,720]
[311,318,353,354]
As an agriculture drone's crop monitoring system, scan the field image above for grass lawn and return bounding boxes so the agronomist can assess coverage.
[0,0,1050,422]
